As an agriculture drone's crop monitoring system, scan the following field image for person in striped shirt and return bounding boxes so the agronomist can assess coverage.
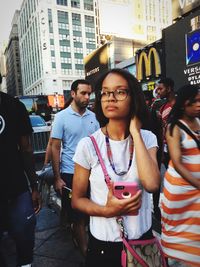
[161,84,200,266]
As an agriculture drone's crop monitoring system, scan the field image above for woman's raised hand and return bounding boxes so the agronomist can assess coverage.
[129,116,142,135]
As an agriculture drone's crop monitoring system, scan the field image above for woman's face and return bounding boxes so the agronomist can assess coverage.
[101,73,131,120]
[184,92,200,118]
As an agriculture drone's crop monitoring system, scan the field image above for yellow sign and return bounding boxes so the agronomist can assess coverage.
[137,47,161,81]
[147,81,155,91]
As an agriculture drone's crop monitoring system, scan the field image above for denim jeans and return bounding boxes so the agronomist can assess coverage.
[0,191,36,266]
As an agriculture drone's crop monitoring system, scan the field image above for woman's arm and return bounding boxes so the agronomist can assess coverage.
[129,117,160,192]
[166,125,200,189]
[72,163,142,217]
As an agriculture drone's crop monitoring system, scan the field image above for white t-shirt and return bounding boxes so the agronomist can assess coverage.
[73,128,158,242]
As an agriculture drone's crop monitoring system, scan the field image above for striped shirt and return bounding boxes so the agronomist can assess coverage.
[161,119,200,266]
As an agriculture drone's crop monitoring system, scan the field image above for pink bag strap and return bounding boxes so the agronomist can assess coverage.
[90,135,167,267]
[90,135,111,187]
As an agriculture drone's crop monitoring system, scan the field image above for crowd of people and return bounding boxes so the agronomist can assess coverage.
[0,69,199,267]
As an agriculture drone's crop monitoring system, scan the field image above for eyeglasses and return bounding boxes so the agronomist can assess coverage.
[100,89,130,101]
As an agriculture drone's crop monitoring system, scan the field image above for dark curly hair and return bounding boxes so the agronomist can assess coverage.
[94,68,149,127]
[168,84,200,136]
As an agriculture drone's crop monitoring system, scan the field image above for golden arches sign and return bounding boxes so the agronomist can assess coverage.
[137,47,161,81]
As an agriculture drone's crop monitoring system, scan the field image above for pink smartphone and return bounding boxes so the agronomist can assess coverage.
[113,182,139,199]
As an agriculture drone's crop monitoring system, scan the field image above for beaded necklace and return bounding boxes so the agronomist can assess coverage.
[105,125,134,176]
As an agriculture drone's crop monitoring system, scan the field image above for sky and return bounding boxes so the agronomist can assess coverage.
[0,0,22,47]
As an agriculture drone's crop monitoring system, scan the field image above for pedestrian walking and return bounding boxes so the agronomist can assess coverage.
[51,79,99,257]
[156,77,176,168]
[0,75,41,267]
[161,84,200,266]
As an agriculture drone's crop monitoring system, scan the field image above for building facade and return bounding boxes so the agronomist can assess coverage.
[0,46,7,93]
[5,11,23,96]
[18,0,98,95]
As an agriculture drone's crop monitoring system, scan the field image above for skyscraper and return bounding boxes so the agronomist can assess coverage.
[18,0,98,95]
[5,11,23,96]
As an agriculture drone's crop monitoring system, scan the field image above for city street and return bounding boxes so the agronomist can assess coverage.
[0,157,165,267]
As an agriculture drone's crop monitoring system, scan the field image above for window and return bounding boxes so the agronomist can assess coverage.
[85,15,94,27]
[85,27,95,33]
[86,32,95,38]
[59,34,69,40]
[75,64,84,70]
[62,80,72,89]
[60,52,71,58]
[71,0,80,8]
[74,42,83,48]
[59,28,69,35]
[72,13,81,26]
[60,46,71,52]
[61,69,72,75]
[72,25,81,31]
[61,63,72,69]
[86,38,95,44]
[52,62,56,68]
[86,43,95,49]
[84,0,93,11]
[73,30,82,37]
[57,11,68,23]
[74,53,83,59]
[75,69,84,75]
[59,39,70,46]
[61,57,72,63]
[57,0,67,6]
[58,23,69,30]
[74,47,83,53]
[73,36,82,42]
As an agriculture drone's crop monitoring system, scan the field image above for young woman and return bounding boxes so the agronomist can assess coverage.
[72,69,161,267]
[161,84,200,267]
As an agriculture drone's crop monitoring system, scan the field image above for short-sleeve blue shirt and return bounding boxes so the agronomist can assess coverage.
[51,105,100,173]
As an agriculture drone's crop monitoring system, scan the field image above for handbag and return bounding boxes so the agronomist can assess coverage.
[90,135,167,267]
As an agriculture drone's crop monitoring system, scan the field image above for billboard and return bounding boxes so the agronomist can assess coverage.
[98,0,134,39]
[136,42,163,91]
[47,94,65,109]
[163,8,200,90]
[172,0,200,20]
[84,43,109,87]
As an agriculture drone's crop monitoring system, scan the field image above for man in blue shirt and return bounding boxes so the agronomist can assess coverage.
[51,79,99,257]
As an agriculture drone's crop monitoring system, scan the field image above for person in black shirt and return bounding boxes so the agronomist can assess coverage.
[0,80,41,267]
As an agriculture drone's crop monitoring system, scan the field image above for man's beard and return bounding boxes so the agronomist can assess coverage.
[75,99,89,110]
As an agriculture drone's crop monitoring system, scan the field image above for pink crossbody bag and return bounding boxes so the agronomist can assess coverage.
[90,135,167,267]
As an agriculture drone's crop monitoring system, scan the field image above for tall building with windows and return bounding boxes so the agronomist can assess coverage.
[5,11,23,96]
[18,0,98,95]
[0,45,7,93]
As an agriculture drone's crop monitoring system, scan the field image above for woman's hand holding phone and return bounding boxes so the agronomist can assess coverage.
[104,182,142,217]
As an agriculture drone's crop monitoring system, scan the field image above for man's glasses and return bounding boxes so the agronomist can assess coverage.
[100,89,130,101]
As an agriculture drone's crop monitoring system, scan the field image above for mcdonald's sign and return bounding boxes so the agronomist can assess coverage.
[136,47,161,81]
